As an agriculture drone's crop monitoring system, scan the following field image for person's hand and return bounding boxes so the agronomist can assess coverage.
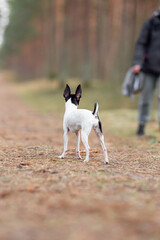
[132,65,141,74]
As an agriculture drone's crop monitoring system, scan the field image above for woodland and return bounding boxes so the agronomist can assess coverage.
[0,0,159,82]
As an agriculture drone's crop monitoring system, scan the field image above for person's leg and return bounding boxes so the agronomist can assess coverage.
[157,75,160,128]
[137,73,157,136]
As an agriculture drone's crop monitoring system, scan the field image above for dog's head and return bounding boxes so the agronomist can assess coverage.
[63,84,82,106]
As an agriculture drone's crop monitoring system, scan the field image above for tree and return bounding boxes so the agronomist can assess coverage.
[0,0,159,82]
[59,0,69,85]
[82,0,91,84]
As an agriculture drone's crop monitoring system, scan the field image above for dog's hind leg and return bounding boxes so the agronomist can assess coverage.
[94,124,109,164]
[81,131,90,162]
[76,131,81,159]
[59,128,68,159]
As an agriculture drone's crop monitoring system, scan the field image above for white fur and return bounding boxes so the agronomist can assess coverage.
[59,89,109,164]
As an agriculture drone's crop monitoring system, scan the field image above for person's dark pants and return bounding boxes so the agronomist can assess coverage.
[138,73,160,124]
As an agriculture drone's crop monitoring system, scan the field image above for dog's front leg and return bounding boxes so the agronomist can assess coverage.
[76,131,81,159]
[59,129,68,159]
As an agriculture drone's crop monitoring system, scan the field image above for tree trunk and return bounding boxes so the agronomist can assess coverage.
[59,0,69,85]
[82,0,91,85]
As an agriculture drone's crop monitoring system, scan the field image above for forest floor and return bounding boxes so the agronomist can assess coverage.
[0,73,160,240]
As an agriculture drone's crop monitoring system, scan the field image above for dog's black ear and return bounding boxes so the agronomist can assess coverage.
[75,84,82,100]
[63,84,71,100]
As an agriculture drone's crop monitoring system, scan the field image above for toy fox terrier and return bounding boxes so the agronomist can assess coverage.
[59,84,109,164]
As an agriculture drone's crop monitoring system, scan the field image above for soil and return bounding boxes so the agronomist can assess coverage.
[0,74,160,240]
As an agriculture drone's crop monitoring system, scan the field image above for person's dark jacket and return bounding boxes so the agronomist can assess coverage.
[133,11,160,75]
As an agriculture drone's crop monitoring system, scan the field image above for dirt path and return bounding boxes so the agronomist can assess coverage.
[0,74,160,240]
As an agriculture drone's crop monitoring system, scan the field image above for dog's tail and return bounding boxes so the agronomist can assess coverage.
[92,102,103,133]
[92,102,99,117]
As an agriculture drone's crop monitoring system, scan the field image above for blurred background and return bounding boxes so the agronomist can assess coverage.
[0,0,160,114]
[1,3,160,240]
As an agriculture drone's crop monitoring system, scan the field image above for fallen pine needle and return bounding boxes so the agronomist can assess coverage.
[67,150,98,155]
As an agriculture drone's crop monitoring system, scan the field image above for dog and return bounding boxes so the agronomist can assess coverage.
[58,84,109,164]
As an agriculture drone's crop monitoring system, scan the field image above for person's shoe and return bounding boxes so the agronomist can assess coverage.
[136,123,145,136]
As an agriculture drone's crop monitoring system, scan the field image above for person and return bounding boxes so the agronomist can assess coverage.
[132,5,160,136]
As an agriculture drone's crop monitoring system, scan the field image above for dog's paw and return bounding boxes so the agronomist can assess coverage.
[76,153,82,159]
[104,159,109,164]
[83,159,89,163]
[58,154,64,159]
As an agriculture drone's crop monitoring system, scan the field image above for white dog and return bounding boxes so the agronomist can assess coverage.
[59,84,109,164]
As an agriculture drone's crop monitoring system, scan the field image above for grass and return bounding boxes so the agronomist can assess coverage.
[15,78,140,114]
[15,78,160,140]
